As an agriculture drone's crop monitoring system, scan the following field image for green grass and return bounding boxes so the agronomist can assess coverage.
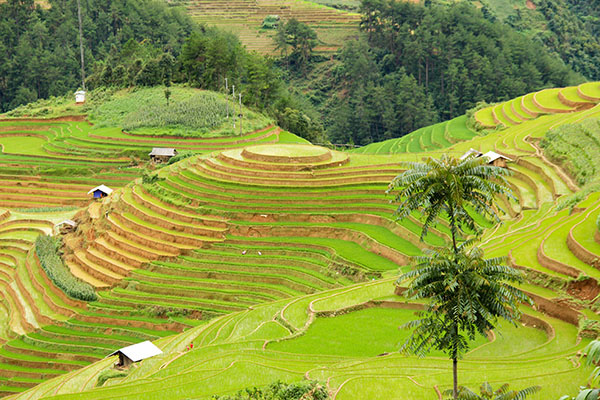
[0,137,49,156]
[352,117,472,154]
[270,307,427,357]
[521,92,545,115]
[229,235,400,271]
[560,86,594,104]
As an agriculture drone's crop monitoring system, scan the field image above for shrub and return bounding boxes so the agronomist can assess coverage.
[35,235,97,301]
[211,380,329,400]
[142,172,163,184]
[167,151,196,165]
[579,319,600,339]
[261,15,280,29]
[540,119,600,186]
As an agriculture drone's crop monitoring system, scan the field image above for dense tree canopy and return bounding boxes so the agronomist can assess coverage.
[0,0,195,112]
[503,0,600,81]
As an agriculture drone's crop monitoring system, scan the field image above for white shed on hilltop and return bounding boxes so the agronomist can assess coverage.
[75,90,86,104]
[108,341,163,368]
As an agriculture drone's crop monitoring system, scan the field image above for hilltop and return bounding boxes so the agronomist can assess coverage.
[0,83,596,399]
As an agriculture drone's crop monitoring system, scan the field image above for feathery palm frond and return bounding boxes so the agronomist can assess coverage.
[388,154,513,243]
[444,382,541,400]
[398,245,531,361]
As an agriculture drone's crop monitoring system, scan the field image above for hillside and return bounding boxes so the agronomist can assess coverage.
[180,0,360,54]
[0,83,594,399]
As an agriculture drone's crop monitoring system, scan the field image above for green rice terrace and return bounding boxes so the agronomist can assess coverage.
[0,83,598,398]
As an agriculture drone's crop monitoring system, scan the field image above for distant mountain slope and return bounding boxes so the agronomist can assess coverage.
[473,0,600,80]
[180,0,360,54]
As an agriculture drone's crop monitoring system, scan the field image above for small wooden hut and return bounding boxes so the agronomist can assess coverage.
[458,149,512,168]
[108,341,163,368]
[481,151,512,168]
[87,185,113,199]
[55,219,78,234]
[149,148,177,163]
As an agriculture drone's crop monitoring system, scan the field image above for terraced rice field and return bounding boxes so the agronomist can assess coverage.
[351,115,477,155]
[0,118,284,209]
[0,115,307,396]
[12,280,590,400]
[474,82,600,129]
[180,0,360,54]
[2,83,600,399]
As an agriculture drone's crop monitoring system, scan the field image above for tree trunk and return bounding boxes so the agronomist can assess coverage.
[453,356,458,399]
[447,202,458,256]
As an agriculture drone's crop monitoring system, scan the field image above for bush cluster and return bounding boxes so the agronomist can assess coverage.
[35,236,97,302]
[211,380,329,400]
[167,151,196,165]
[540,119,600,186]
[138,305,194,319]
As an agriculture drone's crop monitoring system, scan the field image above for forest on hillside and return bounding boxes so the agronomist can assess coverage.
[306,0,584,145]
[488,0,600,80]
[0,0,596,145]
[0,0,195,111]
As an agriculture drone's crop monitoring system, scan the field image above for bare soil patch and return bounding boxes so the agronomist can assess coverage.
[567,278,600,301]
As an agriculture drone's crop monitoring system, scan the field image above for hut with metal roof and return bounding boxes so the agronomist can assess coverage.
[55,219,78,234]
[481,151,512,168]
[149,148,177,163]
[108,341,163,368]
[458,149,512,168]
[87,185,113,199]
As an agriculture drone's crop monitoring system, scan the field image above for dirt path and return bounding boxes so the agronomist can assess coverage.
[528,137,579,192]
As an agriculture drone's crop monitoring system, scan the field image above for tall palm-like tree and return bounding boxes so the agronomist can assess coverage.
[389,154,527,399]
[387,154,513,253]
[399,245,531,399]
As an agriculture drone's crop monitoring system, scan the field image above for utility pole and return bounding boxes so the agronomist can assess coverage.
[225,78,229,119]
[76,0,86,90]
[239,93,242,136]
[232,85,235,129]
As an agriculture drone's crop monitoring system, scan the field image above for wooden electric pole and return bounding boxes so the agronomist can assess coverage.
[76,0,86,90]
[225,78,229,119]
